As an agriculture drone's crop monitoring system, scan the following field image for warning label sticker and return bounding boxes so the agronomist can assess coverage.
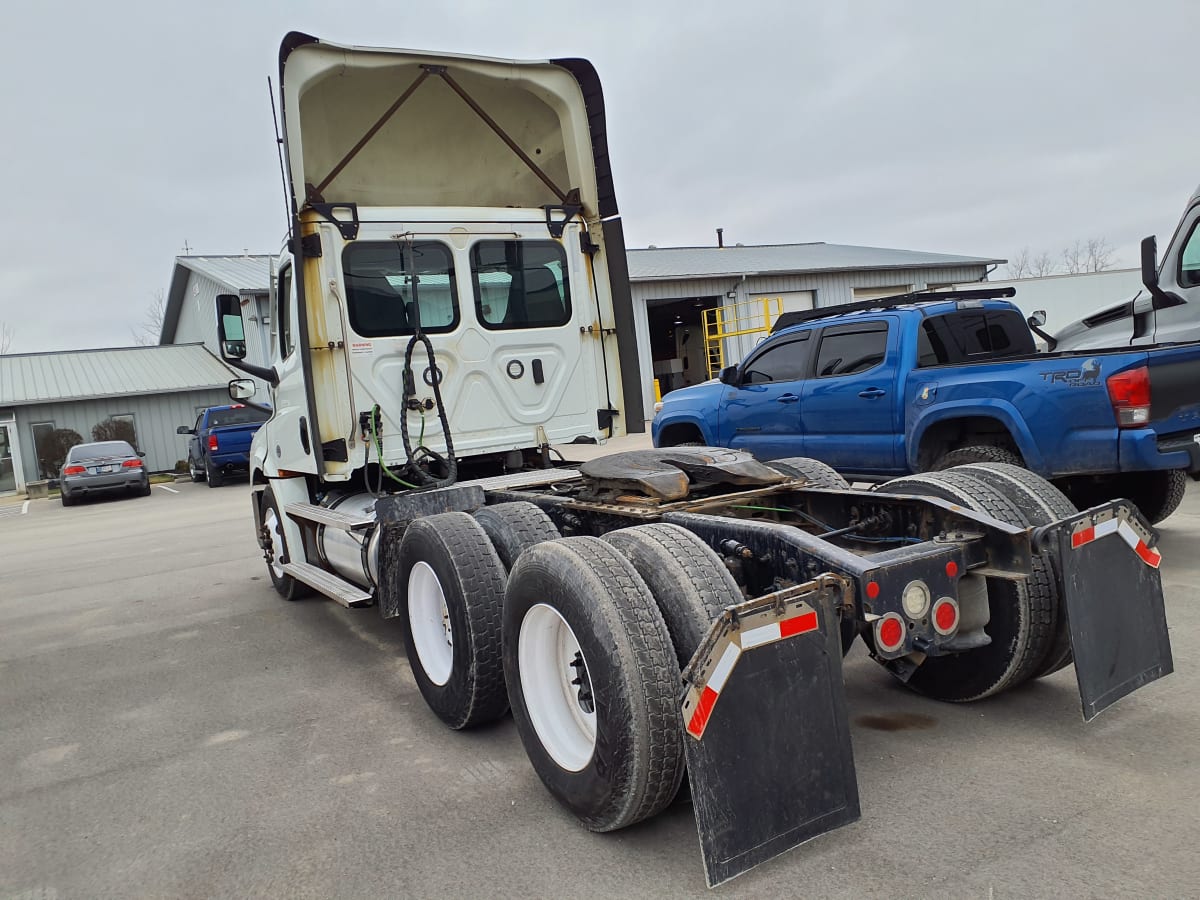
[350,341,374,355]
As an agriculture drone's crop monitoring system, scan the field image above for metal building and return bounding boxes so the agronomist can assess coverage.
[0,345,239,495]
[628,242,1002,416]
[160,244,1002,434]
[161,255,275,394]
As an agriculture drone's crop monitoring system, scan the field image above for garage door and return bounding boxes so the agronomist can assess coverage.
[851,285,912,301]
[752,290,814,315]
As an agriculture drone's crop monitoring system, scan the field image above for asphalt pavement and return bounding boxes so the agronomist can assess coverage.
[1,463,1198,899]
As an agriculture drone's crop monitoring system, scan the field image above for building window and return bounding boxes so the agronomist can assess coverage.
[93,414,139,450]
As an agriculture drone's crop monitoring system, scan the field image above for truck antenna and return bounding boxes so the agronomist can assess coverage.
[267,77,293,240]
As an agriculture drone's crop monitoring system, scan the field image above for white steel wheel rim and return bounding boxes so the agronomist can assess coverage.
[263,506,285,580]
[518,603,597,772]
[408,561,454,686]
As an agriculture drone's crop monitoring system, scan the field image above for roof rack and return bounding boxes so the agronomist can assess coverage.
[770,286,1017,333]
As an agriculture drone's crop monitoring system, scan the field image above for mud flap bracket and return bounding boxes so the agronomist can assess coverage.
[680,574,859,887]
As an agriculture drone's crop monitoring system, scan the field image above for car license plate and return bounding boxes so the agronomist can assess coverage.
[100,465,114,473]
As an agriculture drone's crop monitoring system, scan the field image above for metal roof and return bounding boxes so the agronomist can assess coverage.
[0,344,238,407]
[626,243,1003,281]
[176,255,274,293]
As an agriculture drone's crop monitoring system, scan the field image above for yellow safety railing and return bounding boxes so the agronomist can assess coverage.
[703,297,783,378]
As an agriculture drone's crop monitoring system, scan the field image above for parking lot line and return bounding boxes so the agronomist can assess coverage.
[21,500,29,514]
[157,485,180,494]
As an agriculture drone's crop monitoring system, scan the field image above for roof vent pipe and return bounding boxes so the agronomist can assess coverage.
[716,228,724,248]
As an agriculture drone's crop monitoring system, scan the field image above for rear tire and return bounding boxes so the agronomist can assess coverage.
[261,487,311,602]
[602,523,741,668]
[139,482,152,497]
[399,513,509,730]
[205,457,224,488]
[950,462,1077,677]
[60,491,75,507]
[473,502,560,571]
[504,537,683,832]
[1123,470,1187,525]
[878,470,1056,700]
[767,456,851,489]
[931,445,1023,471]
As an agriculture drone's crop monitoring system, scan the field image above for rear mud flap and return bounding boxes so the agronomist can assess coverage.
[680,575,859,887]
[1039,501,1173,721]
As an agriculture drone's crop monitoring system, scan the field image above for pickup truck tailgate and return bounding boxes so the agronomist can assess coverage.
[1147,342,1200,435]
[210,424,260,455]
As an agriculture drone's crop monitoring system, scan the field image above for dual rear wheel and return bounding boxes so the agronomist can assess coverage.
[396,502,740,831]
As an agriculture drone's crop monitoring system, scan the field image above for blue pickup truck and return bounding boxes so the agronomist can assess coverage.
[653,289,1200,523]
[177,404,270,488]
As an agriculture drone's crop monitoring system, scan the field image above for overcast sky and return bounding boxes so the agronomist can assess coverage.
[2,0,1197,353]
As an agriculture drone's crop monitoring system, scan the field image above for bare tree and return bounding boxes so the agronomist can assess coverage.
[1030,251,1057,277]
[132,290,167,345]
[1007,247,1032,279]
[1085,237,1115,272]
[0,321,13,354]
[39,428,83,477]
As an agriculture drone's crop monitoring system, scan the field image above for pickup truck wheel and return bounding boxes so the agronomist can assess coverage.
[399,513,509,730]
[952,462,1078,678]
[188,456,205,483]
[473,502,560,572]
[602,523,741,668]
[878,471,1056,700]
[205,457,224,488]
[932,445,1023,470]
[261,487,311,601]
[767,457,851,490]
[1122,469,1188,525]
[504,537,683,832]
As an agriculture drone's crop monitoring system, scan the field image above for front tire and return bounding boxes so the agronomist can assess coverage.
[504,537,684,832]
[189,456,205,483]
[399,513,509,730]
[261,487,310,601]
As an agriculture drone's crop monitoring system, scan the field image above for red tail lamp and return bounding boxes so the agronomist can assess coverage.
[874,613,906,653]
[932,597,960,636]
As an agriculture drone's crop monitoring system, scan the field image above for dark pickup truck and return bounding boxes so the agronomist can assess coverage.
[177,404,270,488]
[653,290,1200,523]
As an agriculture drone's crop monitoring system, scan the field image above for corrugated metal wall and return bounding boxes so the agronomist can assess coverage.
[174,271,273,394]
[631,265,990,417]
[11,388,233,483]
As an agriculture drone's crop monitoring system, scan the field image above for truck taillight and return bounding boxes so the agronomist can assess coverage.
[1106,366,1151,427]
[122,458,143,468]
[208,434,219,451]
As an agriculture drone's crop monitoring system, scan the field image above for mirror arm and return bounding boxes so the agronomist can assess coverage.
[1026,318,1057,350]
[225,359,279,385]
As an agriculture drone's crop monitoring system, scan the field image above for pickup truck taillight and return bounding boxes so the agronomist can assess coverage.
[1106,365,1151,427]
[208,434,219,451]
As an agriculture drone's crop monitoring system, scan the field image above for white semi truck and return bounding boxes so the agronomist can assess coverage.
[214,33,1175,886]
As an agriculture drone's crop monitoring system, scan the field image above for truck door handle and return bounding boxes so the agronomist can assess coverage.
[858,388,886,399]
[776,393,800,403]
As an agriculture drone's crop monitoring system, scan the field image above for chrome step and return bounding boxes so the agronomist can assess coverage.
[281,561,373,608]
[285,502,374,531]
[465,468,581,491]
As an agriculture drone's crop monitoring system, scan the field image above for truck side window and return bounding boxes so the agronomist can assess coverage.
[342,241,459,336]
[741,333,812,384]
[277,264,294,358]
[470,240,571,329]
[1179,219,1200,288]
[920,310,1034,366]
[815,322,888,377]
